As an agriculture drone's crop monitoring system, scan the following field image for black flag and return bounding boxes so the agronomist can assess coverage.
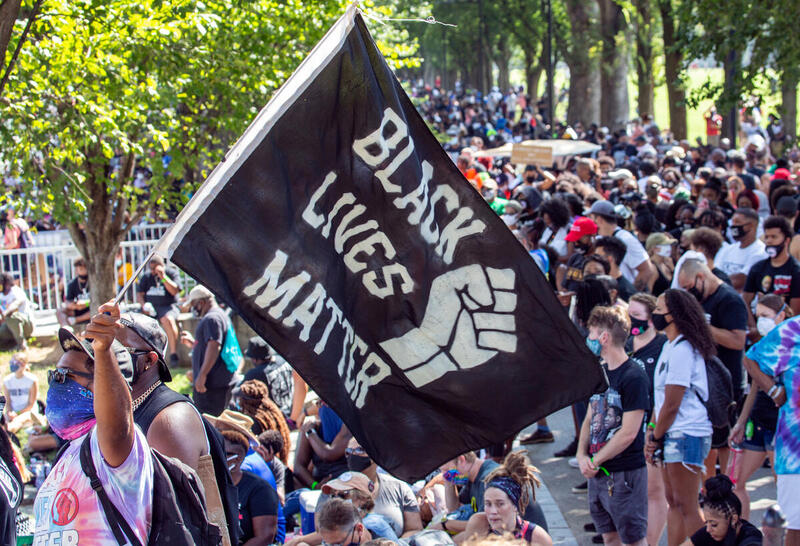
[156,6,607,481]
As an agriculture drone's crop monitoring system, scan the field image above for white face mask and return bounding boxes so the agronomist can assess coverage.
[656,244,672,257]
[756,316,777,337]
[501,213,518,226]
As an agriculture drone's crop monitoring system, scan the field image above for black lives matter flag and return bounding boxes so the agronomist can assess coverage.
[155,5,606,481]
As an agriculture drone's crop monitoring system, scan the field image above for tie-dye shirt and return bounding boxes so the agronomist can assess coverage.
[32,425,153,545]
[746,316,800,475]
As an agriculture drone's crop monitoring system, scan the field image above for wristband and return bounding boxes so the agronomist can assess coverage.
[647,422,656,430]
[311,481,319,490]
[768,384,779,397]
[590,456,610,476]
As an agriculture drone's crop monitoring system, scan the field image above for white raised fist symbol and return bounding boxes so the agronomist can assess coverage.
[380,265,517,387]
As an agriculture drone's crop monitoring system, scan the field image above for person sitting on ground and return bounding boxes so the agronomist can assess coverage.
[242,337,294,419]
[256,429,290,503]
[56,258,91,328]
[2,352,40,434]
[299,498,373,546]
[33,309,153,544]
[137,255,181,366]
[293,400,351,490]
[431,450,548,537]
[0,273,32,352]
[235,379,292,462]
[459,451,552,545]
[688,475,762,545]
[221,427,279,545]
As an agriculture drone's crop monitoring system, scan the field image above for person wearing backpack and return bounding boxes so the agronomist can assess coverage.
[115,311,240,546]
[180,286,235,416]
[645,289,715,546]
[33,306,154,545]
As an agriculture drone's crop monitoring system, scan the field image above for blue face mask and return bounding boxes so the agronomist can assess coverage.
[443,469,469,486]
[9,361,19,373]
[586,337,602,356]
[46,378,96,440]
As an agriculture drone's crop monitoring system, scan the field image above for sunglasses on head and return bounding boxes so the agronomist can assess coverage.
[48,367,93,384]
[345,447,366,457]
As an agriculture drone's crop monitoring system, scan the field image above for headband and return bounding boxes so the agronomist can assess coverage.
[487,476,522,508]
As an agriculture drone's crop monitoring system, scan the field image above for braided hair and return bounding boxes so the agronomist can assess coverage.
[237,380,291,463]
[484,450,541,514]
[702,475,742,522]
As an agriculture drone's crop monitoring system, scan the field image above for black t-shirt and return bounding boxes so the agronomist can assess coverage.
[712,267,732,286]
[588,359,649,472]
[137,266,180,307]
[563,252,587,292]
[744,256,800,303]
[65,276,90,304]
[630,334,668,410]
[702,283,748,400]
[236,471,279,544]
[691,519,762,546]
[192,307,235,389]
[750,390,778,430]
[616,275,636,301]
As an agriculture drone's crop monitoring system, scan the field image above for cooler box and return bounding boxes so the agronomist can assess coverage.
[299,490,322,535]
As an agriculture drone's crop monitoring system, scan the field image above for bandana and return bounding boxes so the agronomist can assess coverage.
[487,476,522,508]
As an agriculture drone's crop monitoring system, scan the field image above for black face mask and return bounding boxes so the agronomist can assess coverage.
[78,274,88,281]
[629,317,649,336]
[651,312,671,331]
[526,176,536,183]
[688,277,705,302]
[346,454,372,472]
[574,241,591,254]
[730,224,747,240]
[766,239,787,259]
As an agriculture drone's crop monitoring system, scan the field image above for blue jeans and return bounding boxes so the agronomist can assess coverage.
[284,488,307,520]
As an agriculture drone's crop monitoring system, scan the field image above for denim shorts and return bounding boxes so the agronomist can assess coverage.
[741,422,775,452]
[663,432,711,469]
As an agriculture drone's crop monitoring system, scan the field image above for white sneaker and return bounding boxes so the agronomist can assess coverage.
[568,457,580,468]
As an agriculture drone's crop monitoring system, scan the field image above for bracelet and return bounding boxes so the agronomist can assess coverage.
[647,422,656,430]
[311,481,319,490]
[590,456,610,476]
[768,384,779,397]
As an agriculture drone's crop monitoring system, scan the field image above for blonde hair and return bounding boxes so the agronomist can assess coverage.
[587,305,631,346]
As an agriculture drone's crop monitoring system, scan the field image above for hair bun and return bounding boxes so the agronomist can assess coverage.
[704,474,734,500]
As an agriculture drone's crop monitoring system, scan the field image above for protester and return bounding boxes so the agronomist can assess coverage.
[688,475,762,545]
[235,379,292,463]
[137,255,181,366]
[56,257,91,328]
[594,237,636,301]
[257,429,289,502]
[300,498,373,546]
[714,209,766,292]
[0,273,32,351]
[2,352,40,434]
[33,310,153,544]
[241,337,294,419]
[646,289,715,546]
[458,451,552,545]
[577,306,649,546]
[180,285,235,415]
[292,400,351,490]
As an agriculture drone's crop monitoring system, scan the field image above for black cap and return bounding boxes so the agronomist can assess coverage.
[776,195,799,216]
[118,312,171,382]
[58,328,134,384]
[245,337,274,361]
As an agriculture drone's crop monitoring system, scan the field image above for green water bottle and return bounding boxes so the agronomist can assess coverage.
[745,420,754,441]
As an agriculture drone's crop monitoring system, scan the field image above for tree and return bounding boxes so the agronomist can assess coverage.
[1,0,375,309]
[657,0,687,139]
[597,0,630,130]
[633,0,655,118]
[498,0,545,100]
[557,0,601,126]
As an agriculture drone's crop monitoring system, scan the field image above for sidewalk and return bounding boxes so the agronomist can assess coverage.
[523,406,778,546]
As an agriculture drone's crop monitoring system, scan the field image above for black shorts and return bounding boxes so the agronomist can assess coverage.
[153,304,179,321]
[711,425,730,449]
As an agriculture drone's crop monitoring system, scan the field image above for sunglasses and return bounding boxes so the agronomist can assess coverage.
[47,367,93,384]
[345,447,367,457]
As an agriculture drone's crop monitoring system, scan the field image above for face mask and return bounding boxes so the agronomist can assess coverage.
[757,316,777,337]
[226,454,239,472]
[574,241,591,254]
[766,240,786,259]
[656,245,672,257]
[346,454,372,472]
[730,224,747,240]
[629,317,649,336]
[501,214,518,226]
[585,336,602,356]
[46,378,96,440]
[77,274,88,281]
[651,312,671,331]
[9,359,20,373]
[443,469,469,486]
[688,277,705,302]
[526,176,535,183]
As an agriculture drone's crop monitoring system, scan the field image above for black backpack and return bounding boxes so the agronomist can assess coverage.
[679,339,735,428]
[79,430,222,546]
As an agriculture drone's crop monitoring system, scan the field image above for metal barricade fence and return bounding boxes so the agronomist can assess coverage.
[0,239,195,315]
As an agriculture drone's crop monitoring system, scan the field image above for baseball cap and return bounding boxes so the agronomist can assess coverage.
[322,471,377,498]
[181,285,214,311]
[772,168,793,181]
[645,232,677,251]
[565,217,598,242]
[245,337,274,361]
[607,169,634,181]
[589,200,617,219]
[118,312,171,382]
[776,195,799,216]
[58,327,134,384]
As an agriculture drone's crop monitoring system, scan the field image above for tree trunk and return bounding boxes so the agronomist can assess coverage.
[526,61,543,105]
[0,0,22,72]
[494,40,512,92]
[722,52,738,145]
[781,69,799,140]
[635,0,655,118]
[659,0,687,139]
[598,0,629,130]
[563,0,601,126]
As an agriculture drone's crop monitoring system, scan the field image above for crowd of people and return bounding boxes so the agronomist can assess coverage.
[0,80,799,546]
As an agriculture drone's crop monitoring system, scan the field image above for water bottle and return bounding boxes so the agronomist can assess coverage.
[727,446,742,482]
[762,504,786,546]
[31,458,44,489]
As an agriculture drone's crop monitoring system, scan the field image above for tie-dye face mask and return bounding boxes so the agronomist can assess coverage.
[46,378,96,440]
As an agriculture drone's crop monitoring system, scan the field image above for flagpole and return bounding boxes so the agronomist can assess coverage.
[112,249,154,306]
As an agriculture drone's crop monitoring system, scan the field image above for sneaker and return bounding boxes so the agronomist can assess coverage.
[571,481,588,494]
[554,437,578,457]
[519,429,555,444]
[592,533,604,543]
[568,457,580,468]
[584,523,597,532]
